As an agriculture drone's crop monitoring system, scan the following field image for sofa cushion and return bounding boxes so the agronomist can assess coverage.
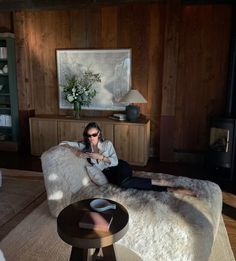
[86,165,108,186]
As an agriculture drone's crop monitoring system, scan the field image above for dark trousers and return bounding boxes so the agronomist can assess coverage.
[103,160,167,192]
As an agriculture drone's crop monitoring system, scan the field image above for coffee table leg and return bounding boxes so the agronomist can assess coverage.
[70,246,88,261]
[102,245,116,261]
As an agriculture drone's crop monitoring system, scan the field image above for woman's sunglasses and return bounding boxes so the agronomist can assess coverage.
[86,132,99,138]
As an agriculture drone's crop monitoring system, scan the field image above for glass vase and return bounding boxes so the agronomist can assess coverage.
[73,101,81,119]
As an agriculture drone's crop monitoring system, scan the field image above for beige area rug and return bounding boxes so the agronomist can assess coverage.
[0,200,141,261]
[0,168,46,238]
[0,199,234,261]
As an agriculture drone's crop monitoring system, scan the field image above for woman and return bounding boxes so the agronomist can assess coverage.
[60,122,197,196]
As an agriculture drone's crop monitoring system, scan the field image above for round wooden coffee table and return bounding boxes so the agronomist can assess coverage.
[57,198,129,261]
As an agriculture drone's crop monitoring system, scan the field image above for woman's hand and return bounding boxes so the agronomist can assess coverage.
[85,152,103,161]
[61,144,87,158]
[71,149,89,159]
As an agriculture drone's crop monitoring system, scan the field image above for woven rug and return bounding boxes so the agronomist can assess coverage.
[0,168,46,239]
[0,200,234,261]
[0,170,234,261]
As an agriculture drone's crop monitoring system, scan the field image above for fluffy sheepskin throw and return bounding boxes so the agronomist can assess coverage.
[41,146,223,261]
[41,146,91,216]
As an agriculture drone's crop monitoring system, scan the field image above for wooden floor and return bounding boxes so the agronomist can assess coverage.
[0,151,235,258]
[222,192,236,256]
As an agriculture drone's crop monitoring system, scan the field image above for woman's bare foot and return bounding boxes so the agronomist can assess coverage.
[152,178,174,187]
[168,187,198,197]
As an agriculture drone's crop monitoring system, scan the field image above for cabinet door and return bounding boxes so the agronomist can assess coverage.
[30,118,58,155]
[58,120,88,142]
[114,123,149,166]
[58,120,114,143]
[96,121,113,143]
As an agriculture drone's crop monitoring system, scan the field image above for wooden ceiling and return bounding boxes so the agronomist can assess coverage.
[0,0,235,11]
[0,0,233,11]
[0,0,165,11]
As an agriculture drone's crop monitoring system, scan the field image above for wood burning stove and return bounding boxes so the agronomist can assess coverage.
[208,118,236,180]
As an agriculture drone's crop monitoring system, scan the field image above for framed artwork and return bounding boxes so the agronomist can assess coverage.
[56,49,131,110]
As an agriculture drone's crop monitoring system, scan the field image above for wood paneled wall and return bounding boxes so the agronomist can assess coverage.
[160,2,232,161]
[175,5,231,152]
[0,12,12,32]
[12,3,166,154]
[0,1,232,160]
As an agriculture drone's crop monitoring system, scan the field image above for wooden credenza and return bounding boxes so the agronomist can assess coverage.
[29,115,150,166]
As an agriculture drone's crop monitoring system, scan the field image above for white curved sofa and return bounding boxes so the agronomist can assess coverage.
[41,145,224,261]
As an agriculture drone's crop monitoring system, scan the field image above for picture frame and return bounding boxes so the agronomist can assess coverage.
[56,49,131,110]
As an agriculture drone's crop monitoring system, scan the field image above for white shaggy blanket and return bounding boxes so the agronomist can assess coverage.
[72,172,222,261]
[41,146,223,261]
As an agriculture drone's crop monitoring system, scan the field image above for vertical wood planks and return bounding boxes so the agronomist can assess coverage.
[175,4,232,152]
[9,2,233,159]
[101,6,117,48]
[0,12,12,32]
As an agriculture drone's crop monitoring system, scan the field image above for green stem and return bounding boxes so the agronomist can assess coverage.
[73,101,81,119]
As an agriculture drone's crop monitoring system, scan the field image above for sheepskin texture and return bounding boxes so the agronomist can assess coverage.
[41,146,223,261]
[73,175,222,261]
[86,165,108,186]
[41,146,92,217]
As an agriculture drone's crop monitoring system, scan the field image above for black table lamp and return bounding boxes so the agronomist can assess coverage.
[120,89,147,122]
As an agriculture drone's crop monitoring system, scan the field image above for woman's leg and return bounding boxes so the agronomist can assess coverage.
[152,178,198,196]
[122,177,197,196]
[103,159,133,186]
[103,159,197,196]
[103,159,167,191]
[167,187,198,197]
[121,176,168,191]
[152,178,174,187]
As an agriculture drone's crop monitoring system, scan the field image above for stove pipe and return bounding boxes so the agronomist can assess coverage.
[225,4,236,118]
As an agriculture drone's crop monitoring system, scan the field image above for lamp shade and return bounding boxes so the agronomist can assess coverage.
[119,89,147,103]
[120,89,147,122]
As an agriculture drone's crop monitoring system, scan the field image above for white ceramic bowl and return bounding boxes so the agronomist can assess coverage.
[90,199,116,212]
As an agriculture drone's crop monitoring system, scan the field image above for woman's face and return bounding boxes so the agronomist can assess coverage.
[87,127,100,145]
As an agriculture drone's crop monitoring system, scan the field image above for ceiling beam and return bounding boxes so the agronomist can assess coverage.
[0,0,165,11]
[0,0,233,11]
[182,0,234,4]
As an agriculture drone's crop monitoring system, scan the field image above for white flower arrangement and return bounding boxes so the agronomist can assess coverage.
[63,68,101,107]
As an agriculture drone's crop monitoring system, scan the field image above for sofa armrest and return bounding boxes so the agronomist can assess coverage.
[41,145,91,217]
[42,169,72,218]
